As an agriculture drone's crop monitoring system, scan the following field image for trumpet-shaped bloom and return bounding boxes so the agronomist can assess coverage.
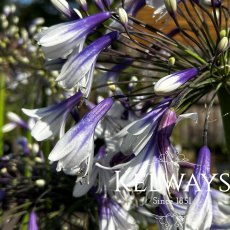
[73,147,112,197]
[115,99,170,156]
[35,12,111,59]
[48,98,113,178]
[2,112,29,133]
[154,68,199,95]
[22,92,82,141]
[97,195,138,230]
[109,138,168,199]
[157,109,180,190]
[56,31,119,97]
[184,146,212,229]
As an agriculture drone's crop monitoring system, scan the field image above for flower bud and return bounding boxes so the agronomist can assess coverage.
[1,168,7,174]
[164,0,177,17]
[107,80,116,92]
[35,179,46,187]
[217,36,228,53]
[118,8,128,26]
[220,29,226,38]
[154,68,199,95]
[169,57,175,66]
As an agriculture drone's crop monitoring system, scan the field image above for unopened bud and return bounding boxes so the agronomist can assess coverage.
[12,16,19,24]
[118,8,128,26]
[128,76,138,90]
[164,0,177,17]
[220,30,227,38]
[217,36,228,53]
[154,68,198,95]
[1,168,7,174]
[108,81,116,92]
[35,179,46,187]
[169,57,175,66]
[35,157,43,163]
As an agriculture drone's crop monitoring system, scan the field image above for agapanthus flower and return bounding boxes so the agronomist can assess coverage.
[211,189,230,228]
[73,147,114,197]
[184,146,212,229]
[56,31,119,97]
[2,112,29,133]
[97,194,138,230]
[156,198,184,229]
[48,98,113,178]
[115,99,170,156]
[22,92,82,141]
[35,12,111,59]
[109,137,168,199]
[154,68,199,95]
[157,108,180,190]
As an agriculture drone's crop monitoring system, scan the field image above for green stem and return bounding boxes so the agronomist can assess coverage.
[218,86,230,159]
[0,72,5,156]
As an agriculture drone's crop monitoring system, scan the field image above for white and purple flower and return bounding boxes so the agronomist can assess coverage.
[154,68,199,95]
[184,146,212,229]
[22,92,82,141]
[56,31,119,97]
[35,12,111,59]
[97,195,138,230]
[48,98,113,178]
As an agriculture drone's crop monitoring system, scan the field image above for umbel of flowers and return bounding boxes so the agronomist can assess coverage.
[20,0,230,229]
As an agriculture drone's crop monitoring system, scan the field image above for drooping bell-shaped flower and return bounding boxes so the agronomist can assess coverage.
[28,211,38,230]
[2,112,29,133]
[154,68,199,95]
[73,147,113,197]
[185,146,212,229]
[114,98,170,156]
[22,92,82,141]
[56,31,119,97]
[97,195,138,230]
[48,98,113,178]
[156,198,184,229]
[157,108,180,190]
[35,12,111,59]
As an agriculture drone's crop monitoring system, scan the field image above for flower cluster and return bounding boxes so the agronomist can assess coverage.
[1,0,230,229]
